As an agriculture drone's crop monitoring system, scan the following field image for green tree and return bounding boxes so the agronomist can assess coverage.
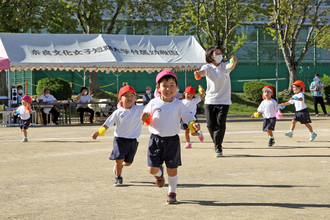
[170,0,266,60]
[267,0,330,92]
[0,0,77,33]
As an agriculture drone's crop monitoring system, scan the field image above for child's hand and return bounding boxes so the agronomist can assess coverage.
[192,122,200,132]
[92,131,99,139]
[141,112,150,122]
[194,71,201,80]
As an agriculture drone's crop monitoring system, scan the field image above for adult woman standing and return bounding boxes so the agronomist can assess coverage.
[194,46,237,157]
[76,87,94,124]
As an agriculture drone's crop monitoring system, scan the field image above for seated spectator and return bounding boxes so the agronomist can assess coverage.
[39,88,59,125]
[142,86,154,105]
[76,87,94,124]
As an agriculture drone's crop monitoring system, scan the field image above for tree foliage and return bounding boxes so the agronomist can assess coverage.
[0,0,77,33]
[170,0,266,60]
[267,0,330,92]
[66,0,183,34]
[36,77,72,100]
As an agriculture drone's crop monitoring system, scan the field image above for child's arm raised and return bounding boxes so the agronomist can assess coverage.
[279,101,291,107]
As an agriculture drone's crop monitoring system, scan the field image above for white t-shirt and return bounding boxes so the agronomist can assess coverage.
[200,62,232,105]
[16,106,30,120]
[77,94,93,108]
[181,96,201,116]
[39,94,56,108]
[257,99,280,119]
[104,105,145,139]
[142,94,152,102]
[288,92,307,111]
[143,97,196,137]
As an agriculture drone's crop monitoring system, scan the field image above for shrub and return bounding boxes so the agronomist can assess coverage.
[36,77,72,100]
[320,74,330,104]
[243,81,276,103]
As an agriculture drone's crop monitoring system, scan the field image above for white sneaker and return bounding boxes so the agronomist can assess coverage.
[22,137,28,142]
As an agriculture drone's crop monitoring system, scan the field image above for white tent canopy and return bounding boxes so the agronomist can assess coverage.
[0,33,205,72]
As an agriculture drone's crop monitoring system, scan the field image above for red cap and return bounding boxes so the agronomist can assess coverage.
[21,95,32,103]
[292,80,305,93]
[118,85,136,100]
[156,70,178,84]
[184,86,196,95]
[262,86,273,93]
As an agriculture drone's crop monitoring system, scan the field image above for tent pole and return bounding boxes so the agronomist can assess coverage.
[7,69,11,108]
[116,70,119,104]
[185,70,187,89]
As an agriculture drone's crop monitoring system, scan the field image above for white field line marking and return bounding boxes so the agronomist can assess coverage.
[1,129,330,143]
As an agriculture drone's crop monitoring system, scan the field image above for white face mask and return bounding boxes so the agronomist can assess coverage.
[18,90,23,94]
[45,94,49,98]
[84,91,88,95]
[146,90,150,95]
[214,55,223,63]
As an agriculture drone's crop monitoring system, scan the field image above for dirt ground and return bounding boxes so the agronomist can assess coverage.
[0,114,329,220]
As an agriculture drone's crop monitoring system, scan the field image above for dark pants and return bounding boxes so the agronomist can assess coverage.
[205,104,230,153]
[77,107,94,123]
[40,107,59,125]
[313,96,327,114]
[13,114,19,124]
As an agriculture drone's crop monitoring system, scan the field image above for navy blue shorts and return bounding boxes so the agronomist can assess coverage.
[20,118,31,130]
[180,115,197,130]
[263,117,276,132]
[293,108,311,124]
[148,134,181,168]
[109,137,138,163]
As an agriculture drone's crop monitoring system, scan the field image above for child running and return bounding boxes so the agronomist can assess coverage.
[92,85,145,186]
[141,70,200,204]
[279,80,317,141]
[179,85,205,148]
[251,86,282,147]
[13,95,32,142]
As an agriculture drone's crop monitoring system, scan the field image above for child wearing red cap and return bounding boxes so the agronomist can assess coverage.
[141,70,200,204]
[251,86,282,147]
[91,85,145,186]
[179,85,205,148]
[279,80,317,141]
[13,95,32,142]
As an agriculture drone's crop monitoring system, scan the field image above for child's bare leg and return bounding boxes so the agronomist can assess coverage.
[148,166,160,175]
[184,129,190,142]
[167,167,177,176]
[115,159,124,177]
[266,129,273,137]
[122,161,131,167]
[22,129,27,137]
[305,123,313,133]
[191,131,199,136]
[290,120,298,131]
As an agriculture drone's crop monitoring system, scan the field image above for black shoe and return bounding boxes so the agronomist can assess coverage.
[268,138,275,147]
[167,193,177,204]
[114,176,123,187]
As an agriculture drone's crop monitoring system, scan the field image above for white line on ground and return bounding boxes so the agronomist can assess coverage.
[1,129,330,143]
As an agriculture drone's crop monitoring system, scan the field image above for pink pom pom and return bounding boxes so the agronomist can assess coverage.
[276,113,282,119]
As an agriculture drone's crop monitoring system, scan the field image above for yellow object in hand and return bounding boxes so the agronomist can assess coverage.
[254,112,259,118]
[98,127,106,136]
[188,121,196,133]
[198,85,203,94]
